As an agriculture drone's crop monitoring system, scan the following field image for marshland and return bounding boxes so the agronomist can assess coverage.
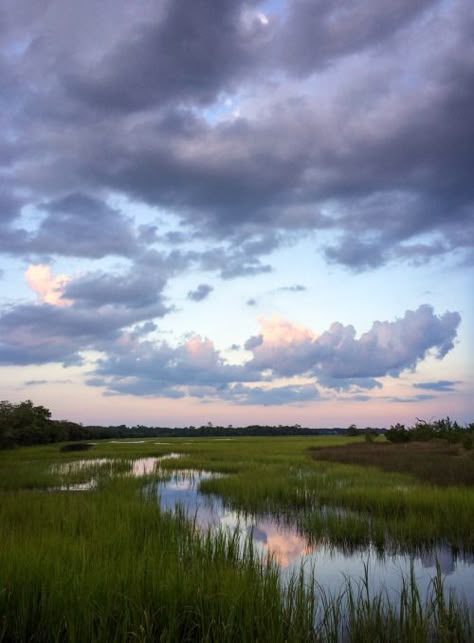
[1,422,474,642]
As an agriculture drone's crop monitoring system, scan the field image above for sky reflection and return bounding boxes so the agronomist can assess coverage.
[154,469,474,603]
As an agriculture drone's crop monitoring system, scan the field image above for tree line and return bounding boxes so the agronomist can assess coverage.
[385,417,474,448]
[0,399,362,448]
[1,399,472,450]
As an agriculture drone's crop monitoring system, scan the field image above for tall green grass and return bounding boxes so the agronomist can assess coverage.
[0,481,317,642]
[1,437,473,641]
[1,482,472,642]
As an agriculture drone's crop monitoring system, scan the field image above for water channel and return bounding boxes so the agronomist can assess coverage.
[152,469,474,604]
[50,456,474,605]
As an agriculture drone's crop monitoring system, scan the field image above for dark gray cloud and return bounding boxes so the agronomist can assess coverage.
[24,378,72,386]
[0,193,142,258]
[33,194,139,257]
[224,383,320,406]
[316,376,383,392]
[325,237,387,271]
[65,267,167,310]
[244,334,263,350]
[0,304,115,366]
[384,394,436,403]
[64,0,269,113]
[278,0,435,74]
[1,0,472,272]
[413,380,461,392]
[187,284,214,302]
[0,191,22,225]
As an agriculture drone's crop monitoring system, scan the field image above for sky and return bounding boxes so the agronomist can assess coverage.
[0,0,473,427]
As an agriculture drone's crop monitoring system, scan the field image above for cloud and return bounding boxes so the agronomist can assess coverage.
[246,306,461,381]
[278,0,434,74]
[24,379,72,386]
[0,193,142,259]
[24,264,72,307]
[187,283,213,302]
[64,266,168,310]
[64,0,269,112]
[317,376,383,392]
[0,271,169,366]
[197,237,276,278]
[277,284,306,293]
[0,0,471,415]
[88,334,261,397]
[244,334,263,350]
[33,194,139,258]
[224,383,320,406]
[384,394,436,403]
[76,305,460,401]
[413,380,461,392]
[0,0,472,273]
[1,293,457,402]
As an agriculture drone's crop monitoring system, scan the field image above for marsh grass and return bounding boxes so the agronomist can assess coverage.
[312,440,474,486]
[200,464,474,552]
[1,437,474,641]
[0,481,318,642]
[1,482,472,642]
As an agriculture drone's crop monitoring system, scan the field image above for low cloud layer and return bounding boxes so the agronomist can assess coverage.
[0,300,456,403]
[413,380,461,392]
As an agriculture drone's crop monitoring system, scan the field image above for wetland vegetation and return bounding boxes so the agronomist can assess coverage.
[1,427,474,641]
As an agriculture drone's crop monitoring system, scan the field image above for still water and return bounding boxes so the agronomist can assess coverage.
[153,469,474,604]
[50,453,183,490]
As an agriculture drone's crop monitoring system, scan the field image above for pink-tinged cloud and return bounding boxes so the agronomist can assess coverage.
[246,305,461,382]
[25,264,72,307]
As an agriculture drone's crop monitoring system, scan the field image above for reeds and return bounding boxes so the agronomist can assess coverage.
[1,437,473,641]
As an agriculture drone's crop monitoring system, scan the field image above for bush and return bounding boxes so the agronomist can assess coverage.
[386,423,410,443]
[462,435,473,451]
[60,443,94,452]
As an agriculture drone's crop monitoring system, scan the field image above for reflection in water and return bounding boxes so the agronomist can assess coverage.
[251,522,313,567]
[156,469,312,567]
[50,453,183,490]
[153,470,474,604]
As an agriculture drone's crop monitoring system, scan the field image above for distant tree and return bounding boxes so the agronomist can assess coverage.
[385,423,409,443]
[0,401,15,448]
[347,424,358,436]
[364,429,375,443]
[0,400,53,447]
